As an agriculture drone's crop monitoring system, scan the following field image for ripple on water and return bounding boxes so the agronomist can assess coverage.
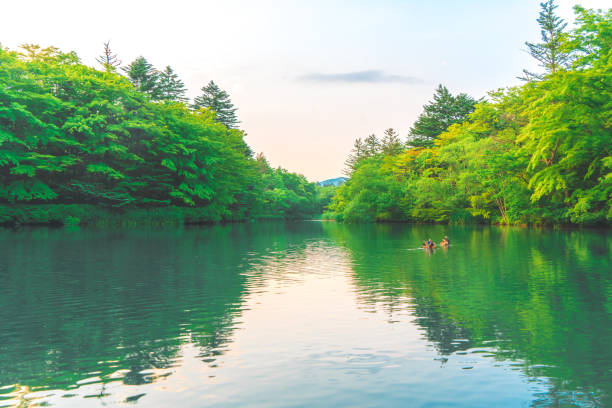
[0,224,610,407]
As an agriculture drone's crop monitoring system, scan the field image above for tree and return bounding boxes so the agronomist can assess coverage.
[122,56,159,98]
[96,41,121,72]
[19,44,59,60]
[255,152,271,173]
[363,134,381,156]
[407,85,477,148]
[569,6,612,69]
[381,128,403,155]
[520,0,570,81]
[343,138,365,176]
[193,81,239,128]
[157,66,188,102]
[0,44,323,224]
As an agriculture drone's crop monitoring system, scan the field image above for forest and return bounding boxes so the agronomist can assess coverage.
[328,4,611,226]
[0,43,326,225]
[1,3,610,227]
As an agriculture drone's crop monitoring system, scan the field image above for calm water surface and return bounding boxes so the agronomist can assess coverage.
[0,223,610,407]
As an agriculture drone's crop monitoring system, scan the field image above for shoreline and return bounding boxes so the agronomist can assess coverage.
[1,205,608,229]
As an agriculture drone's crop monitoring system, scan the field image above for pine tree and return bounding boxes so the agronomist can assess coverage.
[363,134,381,156]
[96,41,121,72]
[408,85,477,148]
[381,128,403,155]
[255,152,271,173]
[192,80,239,128]
[520,0,570,81]
[343,138,366,176]
[157,66,188,102]
[122,56,159,98]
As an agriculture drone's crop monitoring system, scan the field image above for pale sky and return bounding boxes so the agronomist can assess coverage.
[1,0,609,181]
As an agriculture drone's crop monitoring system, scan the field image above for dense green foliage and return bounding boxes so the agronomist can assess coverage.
[0,46,321,225]
[331,6,612,226]
[254,153,332,219]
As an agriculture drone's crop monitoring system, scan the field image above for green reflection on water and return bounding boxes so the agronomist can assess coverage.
[322,223,612,406]
[0,222,610,407]
[0,224,320,396]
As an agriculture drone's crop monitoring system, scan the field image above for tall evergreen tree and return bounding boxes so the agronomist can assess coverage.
[520,0,570,81]
[363,134,381,156]
[157,66,188,102]
[192,81,239,128]
[381,128,403,155]
[255,152,271,173]
[408,85,477,148]
[122,56,159,98]
[96,41,121,72]
[343,138,366,176]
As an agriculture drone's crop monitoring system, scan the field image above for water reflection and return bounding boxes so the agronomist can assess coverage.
[0,223,323,406]
[0,223,610,407]
[323,223,612,407]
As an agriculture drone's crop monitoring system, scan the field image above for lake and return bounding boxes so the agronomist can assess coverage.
[0,222,610,407]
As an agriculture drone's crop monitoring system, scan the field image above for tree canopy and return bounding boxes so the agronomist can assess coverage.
[331,6,612,226]
[0,45,322,225]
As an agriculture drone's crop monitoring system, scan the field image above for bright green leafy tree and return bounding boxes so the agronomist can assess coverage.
[330,6,611,226]
[0,45,320,225]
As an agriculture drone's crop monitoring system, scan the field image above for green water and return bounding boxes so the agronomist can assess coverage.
[0,223,610,407]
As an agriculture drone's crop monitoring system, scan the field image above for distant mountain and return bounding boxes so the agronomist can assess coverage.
[317,177,348,187]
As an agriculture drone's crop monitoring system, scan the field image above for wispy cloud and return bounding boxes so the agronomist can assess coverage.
[298,70,422,84]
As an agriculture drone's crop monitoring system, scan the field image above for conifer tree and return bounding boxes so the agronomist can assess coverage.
[193,81,239,128]
[363,134,381,156]
[122,56,159,98]
[343,138,366,176]
[408,85,477,148]
[157,66,188,102]
[96,41,121,72]
[381,128,403,155]
[255,152,271,173]
[520,0,570,81]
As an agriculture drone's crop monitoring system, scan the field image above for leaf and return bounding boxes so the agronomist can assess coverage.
[86,163,125,180]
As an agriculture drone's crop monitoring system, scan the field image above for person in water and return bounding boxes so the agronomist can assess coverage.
[440,236,449,247]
